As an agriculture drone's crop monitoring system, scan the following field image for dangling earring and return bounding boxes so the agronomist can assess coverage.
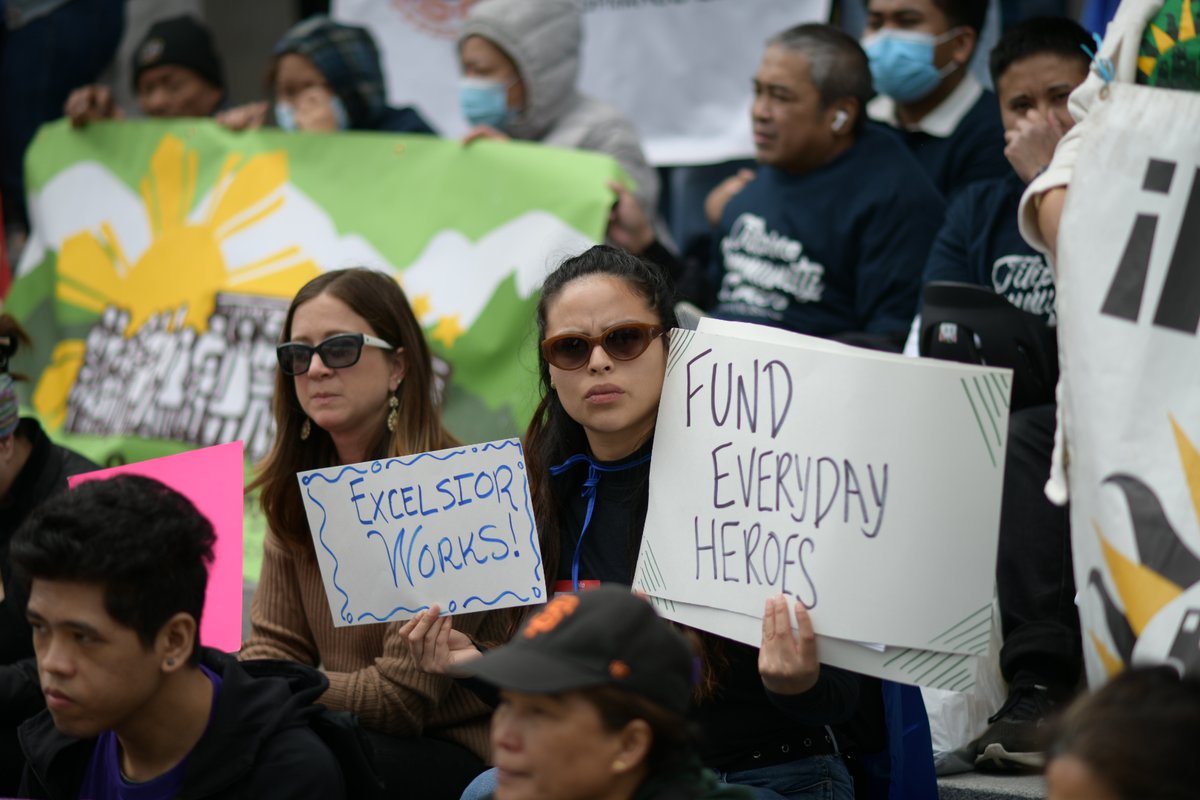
[300,417,311,440]
[386,395,400,433]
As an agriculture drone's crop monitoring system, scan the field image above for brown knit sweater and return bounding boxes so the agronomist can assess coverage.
[240,529,500,760]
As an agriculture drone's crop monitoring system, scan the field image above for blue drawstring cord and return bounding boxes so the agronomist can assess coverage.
[548,451,653,592]
[1081,32,1114,86]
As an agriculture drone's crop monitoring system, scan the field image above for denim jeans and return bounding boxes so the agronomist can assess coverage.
[719,755,855,800]
[459,766,497,800]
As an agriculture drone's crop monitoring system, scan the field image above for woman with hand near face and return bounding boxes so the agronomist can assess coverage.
[409,247,860,800]
[240,269,498,798]
[219,16,434,135]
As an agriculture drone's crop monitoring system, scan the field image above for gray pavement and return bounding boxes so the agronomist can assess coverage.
[938,772,1046,799]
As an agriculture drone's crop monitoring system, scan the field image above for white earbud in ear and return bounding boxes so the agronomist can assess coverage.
[832,110,849,132]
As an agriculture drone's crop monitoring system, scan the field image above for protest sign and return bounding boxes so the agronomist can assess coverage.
[298,438,543,625]
[649,595,995,693]
[1053,83,1200,685]
[8,119,618,578]
[68,442,245,652]
[633,321,1010,680]
[333,0,826,165]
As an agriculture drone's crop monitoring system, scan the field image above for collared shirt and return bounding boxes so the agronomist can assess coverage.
[867,73,1008,202]
[867,72,985,137]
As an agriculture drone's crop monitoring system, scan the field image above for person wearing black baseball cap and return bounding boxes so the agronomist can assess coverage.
[64,14,225,126]
[461,587,750,800]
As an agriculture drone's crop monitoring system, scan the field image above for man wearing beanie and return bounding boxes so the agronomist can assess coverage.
[64,14,225,126]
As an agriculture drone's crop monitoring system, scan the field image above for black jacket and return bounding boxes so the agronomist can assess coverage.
[19,649,348,799]
[1,419,98,726]
[1,418,98,668]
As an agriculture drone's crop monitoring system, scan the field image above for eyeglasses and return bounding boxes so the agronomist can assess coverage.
[540,322,665,371]
[276,333,395,376]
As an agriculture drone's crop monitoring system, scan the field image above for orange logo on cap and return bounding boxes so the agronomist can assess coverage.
[609,660,630,679]
[523,594,579,639]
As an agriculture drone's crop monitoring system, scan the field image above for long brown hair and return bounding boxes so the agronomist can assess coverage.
[249,268,457,551]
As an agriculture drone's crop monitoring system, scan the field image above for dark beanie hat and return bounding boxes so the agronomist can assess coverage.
[131,15,225,93]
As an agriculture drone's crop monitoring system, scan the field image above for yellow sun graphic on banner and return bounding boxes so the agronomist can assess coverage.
[1088,415,1200,676]
[34,134,321,427]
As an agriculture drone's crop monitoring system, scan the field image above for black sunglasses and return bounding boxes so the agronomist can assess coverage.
[540,322,665,371]
[276,333,395,376]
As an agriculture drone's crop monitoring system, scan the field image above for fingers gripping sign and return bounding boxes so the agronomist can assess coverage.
[399,604,483,676]
[461,125,511,145]
[758,594,820,695]
[64,84,122,128]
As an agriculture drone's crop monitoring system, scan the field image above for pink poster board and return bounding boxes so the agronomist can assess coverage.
[68,442,244,652]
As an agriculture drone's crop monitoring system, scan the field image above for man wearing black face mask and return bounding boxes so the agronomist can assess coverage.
[862,0,1009,201]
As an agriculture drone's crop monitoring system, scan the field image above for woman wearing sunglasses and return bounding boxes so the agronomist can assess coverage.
[240,268,498,798]
[408,246,860,800]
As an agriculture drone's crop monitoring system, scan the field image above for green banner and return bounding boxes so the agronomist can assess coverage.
[9,119,620,578]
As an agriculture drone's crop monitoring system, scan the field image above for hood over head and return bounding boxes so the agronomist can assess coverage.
[273,15,388,129]
[459,0,581,140]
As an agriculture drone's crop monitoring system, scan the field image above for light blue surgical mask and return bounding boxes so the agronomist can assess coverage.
[274,95,350,132]
[459,77,514,129]
[863,29,962,103]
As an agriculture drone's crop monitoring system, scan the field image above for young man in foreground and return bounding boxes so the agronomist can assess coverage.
[13,474,345,798]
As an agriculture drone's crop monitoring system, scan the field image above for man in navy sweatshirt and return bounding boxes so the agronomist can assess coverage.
[917,17,1093,774]
[709,23,944,350]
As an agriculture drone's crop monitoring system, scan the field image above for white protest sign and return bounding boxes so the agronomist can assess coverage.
[298,439,545,626]
[332,0,826,164]
[648,595,995,692]
[633,324,1009,655]
[1053,82,1200,686]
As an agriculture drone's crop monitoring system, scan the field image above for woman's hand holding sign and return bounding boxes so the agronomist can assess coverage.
[758,594,820,695]
[400,604,483,676]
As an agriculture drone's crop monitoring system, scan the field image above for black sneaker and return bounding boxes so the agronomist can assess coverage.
[972,684,1056,774]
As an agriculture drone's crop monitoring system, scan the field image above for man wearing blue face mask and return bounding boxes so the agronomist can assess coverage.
[863,0,1009,201]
